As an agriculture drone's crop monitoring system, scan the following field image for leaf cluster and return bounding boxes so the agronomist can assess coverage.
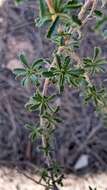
[83,47,106,75]
[43,54,85,92]
[13,54,46,87]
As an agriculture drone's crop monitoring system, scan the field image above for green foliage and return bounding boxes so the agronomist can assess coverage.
[47,16,60,38]
[13,54,46,87]
[25,124,43,142]
[95,15,107,39]
[65,0,83,9]
[94,10,103,17]
[84,85,105,106]
[43,54,85,92]
[39,0,48,18]
[36,0,82,38]
[83,47,106,74]
[14,0,107,189]
[25,90,56,114]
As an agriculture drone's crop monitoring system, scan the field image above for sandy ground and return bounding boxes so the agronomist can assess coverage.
[0,167,107,190]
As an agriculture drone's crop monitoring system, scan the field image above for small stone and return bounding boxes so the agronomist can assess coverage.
[74,154,88,170]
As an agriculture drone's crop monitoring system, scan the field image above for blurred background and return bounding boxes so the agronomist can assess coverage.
[0,0,107,177]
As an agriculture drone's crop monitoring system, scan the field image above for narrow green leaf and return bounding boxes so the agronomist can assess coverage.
[39,0,47,18]
[35,16,51,27]
[64,56,70,67]
[94,10,103,17]
[30,75,38,84]
[95,16,107,30]
[66,3,82,9]
[13,68,26,76]
[42,71,54,77]
[47,94,56,101]
[83,58,92,64]
[32,59,44,69]
[70,68,84,77]
[28,103,40,112]
[93,47,101,61]
[72,15,82,26]
[21,77,29,87]
[55,54,62,69]
[59,74,64,92]
[65,0,82,9]
[34,91,42,102]
[68,0,78,4]
[54,117,62,123]
[20,54,29,67]
[53,0,63,11]
[47,16,59,38]
[94,58,106,65]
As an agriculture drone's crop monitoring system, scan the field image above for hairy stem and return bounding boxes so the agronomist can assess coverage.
[78,0,93,20]
[45,0,54,13]
[45,0,56,21]
[82,0,97,25]
[40,1,61,188]
[40,0,97,187]
[78,0,97,25]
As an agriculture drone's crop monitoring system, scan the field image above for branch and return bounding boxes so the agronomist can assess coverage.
[78,0,97,25]
[78,0,93,21]
[45,0,56,21]
[82,0,97,25]
[39,0,96,187]
[17,168,47,188]
[45,0,53,13]
[40,47,64,164]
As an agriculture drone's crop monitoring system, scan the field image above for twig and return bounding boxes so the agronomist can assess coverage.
[16,168,47,188]
[82,0,97,25]
[45,0,54,14]
[78,0,94,21]
[45,0,56,21]
[39,1,64,187]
